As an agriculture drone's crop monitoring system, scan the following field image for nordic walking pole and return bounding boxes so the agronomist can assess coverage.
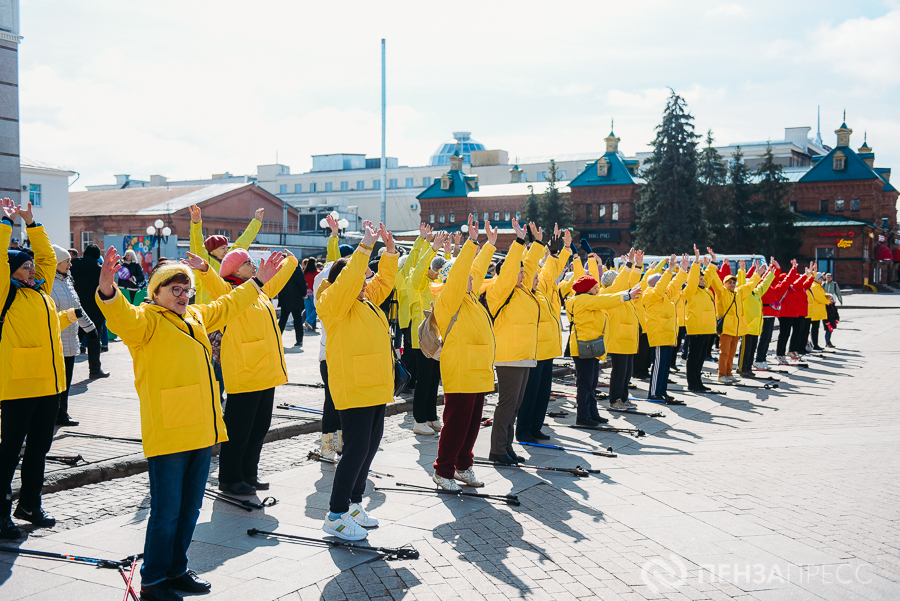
[204,489,277,511]
[247,528,419,559]
[283,382,325,389]
[307,450,393,478]
[120,556,139,601]
[471,459,591,477]
[518,441,617,457]
[277,403,324,415]
[375,483,521,506]
[0,546,141,569]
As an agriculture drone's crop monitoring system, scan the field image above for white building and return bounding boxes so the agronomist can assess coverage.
[19,157,76,248]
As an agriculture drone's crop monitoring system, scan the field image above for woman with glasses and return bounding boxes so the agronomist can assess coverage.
[95,245,285,601]
[204,248,297,496]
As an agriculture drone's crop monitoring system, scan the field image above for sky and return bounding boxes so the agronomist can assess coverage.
[17,0,900,190]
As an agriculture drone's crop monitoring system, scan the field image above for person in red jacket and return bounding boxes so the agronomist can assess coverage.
[775,260,815,363]
[754,263,793,369]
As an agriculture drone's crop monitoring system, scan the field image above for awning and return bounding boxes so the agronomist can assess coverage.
[893,247,900,262]
[875,243,892,261]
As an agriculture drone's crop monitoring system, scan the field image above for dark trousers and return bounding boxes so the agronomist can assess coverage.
[608,353,633,403]
[739,334,758,374]
[492,366,531,456]
[633,332,651,377]
[572,357,601,421]
[824,320,833,344]
[672,327,686,369]
[412,351,439,423]
[218,387,275,485]
[58,355,76,419]
[141,447,211,586]
[278,306,304,345]
[681,334,690,360]
[79,327,103,373]
[791,317,811,353]
[650,347,673,397]
[330,404,385,514]
[686,334,714,390]
[434,392,485,479]
[516,359,554,438]
[320,361,341,435]
[756,317,776,362]
[810,320,821,348]
[401,327,417,389]
[776,316,795,356]
[0,395,59,512]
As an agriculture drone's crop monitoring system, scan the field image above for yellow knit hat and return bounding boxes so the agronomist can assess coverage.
[147,261,194,298]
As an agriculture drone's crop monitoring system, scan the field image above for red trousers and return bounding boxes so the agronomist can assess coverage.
[433,392,486,479]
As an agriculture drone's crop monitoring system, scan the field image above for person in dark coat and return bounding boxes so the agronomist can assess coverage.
[68,244,108,377]
[278,258,308,347]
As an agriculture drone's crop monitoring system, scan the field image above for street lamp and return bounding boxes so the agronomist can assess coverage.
[146,219,172,261]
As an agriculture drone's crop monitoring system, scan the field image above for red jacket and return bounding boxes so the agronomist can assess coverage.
[761,267,791,317]
[780,272,813,318]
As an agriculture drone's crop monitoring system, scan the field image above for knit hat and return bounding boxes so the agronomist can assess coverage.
[430,255,446,273]
[148,262,194,298]
[219,248,251,278]
[339,244,354,258]
[7,249,31,273]
[52,244,71,264]
[647,273,662,287]
[601,269,617,288]
[204,235,228,254]
[572,275,598,294]
[439,258,454,282]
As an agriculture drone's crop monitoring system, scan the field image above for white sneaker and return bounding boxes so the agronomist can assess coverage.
[432,472,461,491]
[427,418,443,432]
[609,400,628,410]
[323,511,367,541]
[623,400,639,410]
[753,361,769,371]
[718,376,732,384]
[731,374,741,381]
[335,430,343,454]
[453,468,484,487]
[414,422,435,435]
[348,502,379,528]
[320,433,336,460]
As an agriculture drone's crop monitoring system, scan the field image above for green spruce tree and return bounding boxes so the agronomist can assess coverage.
[727,146,758,253]
[697,130,729,248]
[634,90,705,253]
[540,160,573,231]
[756,145,800,262]
[524,185,542,225]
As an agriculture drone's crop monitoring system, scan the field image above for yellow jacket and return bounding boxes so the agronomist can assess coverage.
[743,271,775,336]
[200,256,298,394]
[684,263,717,336]
[641,269,687,347]
[189,218,261,305]
[487,241,543,364]
[397,237,425,328]
[807,281,829,321]
[534,249,571,361]
[600,264,642,355]
[434,239,496,393]
[1,222,75,401]
[96,279,264,457]
[707,268,758,337]
[565,290,626,358]
[407,245,448,349]
[318,248,398,410]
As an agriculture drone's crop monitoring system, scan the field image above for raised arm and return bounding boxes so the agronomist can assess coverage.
[487,239,525,310]
[364,224,399,305]
[188,205,210,263]
[706,263,725,295]
[436,237,477,327]
[232,208,263,251]
[262,254,299,299]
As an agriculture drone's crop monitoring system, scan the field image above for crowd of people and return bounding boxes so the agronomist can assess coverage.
[0,197,847,601]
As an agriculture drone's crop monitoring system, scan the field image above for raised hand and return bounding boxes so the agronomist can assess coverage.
[635,250,644,265]
[511,218,526,239]
[453,231,462,248]
[326,214,340,236]
[256,251,286,283]
[739,260,746,272]
[189,204,202,224]
[419,222,427,238]
[0,197,17,221]
[255,208,265,222]
[486,220,498,246]
[443,235,452,254]
[16,201,34,225]
[181,252,209,273]
[563,229,572,248]
[681,254,690,271]
[707,247,716,262]
[361,222,378,248]
[99,246,122,296]
[791,258,798,268]
[669,254,676,270]
[628,284,643,300]
[553,223,560,240]
[628,248,636,263]
[378,223,395,254]
[468,214,479,242]
[528,221,543,242]
[701,255,711,268]
[694,244,700,262]
[432,231,448,251]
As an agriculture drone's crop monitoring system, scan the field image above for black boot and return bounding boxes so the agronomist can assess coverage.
[167,569,211,593]
[13,504,56,528]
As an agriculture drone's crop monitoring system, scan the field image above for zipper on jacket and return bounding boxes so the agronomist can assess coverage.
[263,300,288,379]
[183,317,219,444]
[38,290,61,394]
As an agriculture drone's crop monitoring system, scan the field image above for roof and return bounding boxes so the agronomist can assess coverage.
[69,183,252,217]
[798,140,884,186]
[515,152,603,165]
[792,213,876,228]
[20,157,75,175]
[468,181,570,198]
[416,169,479,200]
[568,151,643,187]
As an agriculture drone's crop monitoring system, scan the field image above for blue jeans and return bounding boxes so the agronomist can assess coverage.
[141,447,212,586]
[304,297,317,328]
[516,359,553,439]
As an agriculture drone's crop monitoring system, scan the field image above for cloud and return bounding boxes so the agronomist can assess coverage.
[805,10,900,87]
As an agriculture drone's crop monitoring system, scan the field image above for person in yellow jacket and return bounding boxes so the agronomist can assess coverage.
[738,259,777,378]
[317,221,398,542]
[0,199,79,539]
[683,247,718,392]
[431,216,497,491]
[602,248,645,410]
[96,242,285,600]
[486,219,544,465]
[199,247,297,496]
[396,224,429,392]
[516,227,572,442]
[407,229,451,435]
[644,255,689,404]
[808,273,830,351]
[707,248,775,383]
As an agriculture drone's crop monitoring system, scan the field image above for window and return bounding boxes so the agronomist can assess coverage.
[429,214,435,224]
[851,198,860,211]
[279,184,287,194]
[310,183,318,193]
[70,232,74,247]
[325,182,333,192]
[835,199,845,211]
[294,183,302,193]
[537,171,547,182]
[586,204,592,221]
[449,213,455,223]
[439,214,446,223]
[483,212,489,222]
[558,170,567,180]
[598,204,606,223]
[373,180,381,190]
[389,179,398,189]
[423,177,432,187]
[816,247,835,274]
[611,203,619,222]
[515,211,521,220]
[357,180,365,190]
[790,201,798,212]
[405,178,414,188]
[820,200,829,213]
[28,184,41,207]
[504,211,510,221]
[493,211,500,221]
[341,181,349,191]
[81,231,93,249]
[215,229,230,237]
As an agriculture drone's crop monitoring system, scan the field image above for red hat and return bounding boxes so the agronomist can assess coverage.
[572,275,598,294]
[204,235,228,253]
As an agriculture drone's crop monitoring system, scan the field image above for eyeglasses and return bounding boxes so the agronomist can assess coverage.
[168,286,195,298]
